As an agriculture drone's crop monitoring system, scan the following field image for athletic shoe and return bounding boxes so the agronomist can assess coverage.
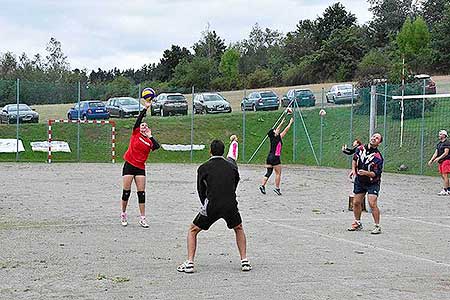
[259,185,266,195]
[371,225,382,234]
[241,259,252,272]
[347,220,363,231]
[177,260,194,273]
[120,212,128,227]
[139,216,149,228]
[273,188,282,196]
[438,189,449,196]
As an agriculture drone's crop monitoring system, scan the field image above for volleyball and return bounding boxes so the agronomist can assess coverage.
[142,88,156,102]
[319,109,326,116]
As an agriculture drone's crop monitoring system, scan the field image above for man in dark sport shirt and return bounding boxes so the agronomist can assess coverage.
[259,117,294,196]
[120,101,160,228]
[348,133,383,234]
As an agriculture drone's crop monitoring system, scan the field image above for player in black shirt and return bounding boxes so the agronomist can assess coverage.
[428,130,450,195]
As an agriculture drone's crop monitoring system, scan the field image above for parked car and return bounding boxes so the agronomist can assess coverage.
[67,100,109,120]
[413,74,436,94]
[0,104,39,124]
[193,92,232,114]
[281,89,316,107]
[150,93,188,117]
[326,84,358,104]
[241,91,279,111]
[106,97,141,118]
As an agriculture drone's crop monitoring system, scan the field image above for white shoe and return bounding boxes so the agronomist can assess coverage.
[177,260,194,273]
[120,212,128,227]
[139,216,149,228]
[438,189,449,196]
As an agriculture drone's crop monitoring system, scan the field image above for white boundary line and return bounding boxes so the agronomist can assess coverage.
[397,217,450,229]
[265,220,450,268]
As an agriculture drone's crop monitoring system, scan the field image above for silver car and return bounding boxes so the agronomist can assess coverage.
[326,84,358,104]
[106,97,141,118]
[193,93,232,114]
[0,104,39,124]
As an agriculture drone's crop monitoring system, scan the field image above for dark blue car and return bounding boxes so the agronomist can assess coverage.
[67,100,110,120]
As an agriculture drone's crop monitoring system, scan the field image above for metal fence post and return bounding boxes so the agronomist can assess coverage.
[293,99,297,162]
[138,83,141,112]
[242,89,246,162]
[190,86,194,162]
[369,85,377,138]
[420,79,426,175]
[77,81,81,162]
[320,88,324,165]
[15,78,20,161]
[383,83,388,158]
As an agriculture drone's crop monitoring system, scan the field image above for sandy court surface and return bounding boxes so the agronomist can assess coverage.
[1,162,450,299]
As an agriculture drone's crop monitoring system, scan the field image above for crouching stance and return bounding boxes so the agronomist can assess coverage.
[177,140,251,273]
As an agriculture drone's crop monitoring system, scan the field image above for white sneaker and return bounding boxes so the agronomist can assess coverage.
[371,225,382,234]
[177,260,194,273]
[438,189,449,196]
[139,216,149,228]
[241,259,252,271]
[120,212,128,227]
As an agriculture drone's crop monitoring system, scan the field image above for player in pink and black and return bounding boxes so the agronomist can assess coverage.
[120,101,160,228]
[348,133,383,234]
[259,117,293,196]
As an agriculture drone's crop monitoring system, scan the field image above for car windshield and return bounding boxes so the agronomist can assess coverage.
[118,98,138,105]
[167,95,186,102]
[260,92,277,98]
[295,90,313,96]
[7,104,31,111]
[88,102,105,108]
[203,94,224,102]
[337,85,352,91]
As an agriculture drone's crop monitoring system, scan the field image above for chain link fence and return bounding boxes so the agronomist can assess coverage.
[1,78,449,176]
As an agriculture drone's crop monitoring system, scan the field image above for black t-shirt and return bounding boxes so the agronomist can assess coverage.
[268,129,282,156]
[436,139,450,163]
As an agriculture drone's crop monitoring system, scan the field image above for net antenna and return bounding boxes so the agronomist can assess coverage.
[47,119,116,163]
[392,93,450,147]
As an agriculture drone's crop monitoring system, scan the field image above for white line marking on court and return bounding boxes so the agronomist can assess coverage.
[265,220,450,268]
[397,217,450,229]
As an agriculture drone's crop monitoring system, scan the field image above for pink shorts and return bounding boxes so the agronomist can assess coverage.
[439,160,450,174]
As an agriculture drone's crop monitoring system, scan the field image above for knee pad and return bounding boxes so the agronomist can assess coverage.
[137,191,146,204]
[265,168,273,178]
[122,190,131,201]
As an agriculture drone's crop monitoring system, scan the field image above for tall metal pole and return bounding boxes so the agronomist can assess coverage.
[400,56,405,147]
[293,99,297,162]
[420,79,426,175]
[16,78,20,161]
[242,89,246,162]
[190,86,194,162]
[369,85,377,138]
[138,83,141,112]
[77,81,81,161]
[320,88,324,165]
[383,83,388,158]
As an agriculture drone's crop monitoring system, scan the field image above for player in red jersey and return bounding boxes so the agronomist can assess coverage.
[120,101,160,228]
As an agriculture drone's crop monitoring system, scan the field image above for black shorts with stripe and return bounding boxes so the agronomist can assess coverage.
[122,161,146,176]
[266,153,281,166]
[193,209,242,230]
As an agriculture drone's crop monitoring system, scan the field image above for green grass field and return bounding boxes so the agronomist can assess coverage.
[0,102,449,176]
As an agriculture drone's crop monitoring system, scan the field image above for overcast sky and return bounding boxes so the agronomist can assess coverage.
[0,0,372,71]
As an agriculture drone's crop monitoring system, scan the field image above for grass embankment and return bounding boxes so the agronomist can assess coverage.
[0,105,448,176]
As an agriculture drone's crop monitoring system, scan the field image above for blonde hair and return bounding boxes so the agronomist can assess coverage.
[230,134,237,142]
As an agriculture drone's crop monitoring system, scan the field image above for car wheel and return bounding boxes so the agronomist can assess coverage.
[160,107,165,117]
[82,114,87,121]
[332,96,336,103]
[119,111,124,118]
[67,114,71,120]
[326,96,330,103]
[241,104,245,111]
[252,105,257,112]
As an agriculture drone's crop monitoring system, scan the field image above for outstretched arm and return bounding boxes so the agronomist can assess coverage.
[280,118,294,138]
[133,101,151,130]
[274,118,285,132]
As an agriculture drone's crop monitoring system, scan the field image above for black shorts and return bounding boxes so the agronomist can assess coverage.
[266,153,281,166]
[193,209,242,230]
[353,176,380,196]
[122,161,146,176]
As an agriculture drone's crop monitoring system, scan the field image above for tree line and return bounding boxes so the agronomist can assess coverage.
[0,0,449,105]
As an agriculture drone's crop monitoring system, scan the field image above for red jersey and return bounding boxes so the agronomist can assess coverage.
[123,128,154,170]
